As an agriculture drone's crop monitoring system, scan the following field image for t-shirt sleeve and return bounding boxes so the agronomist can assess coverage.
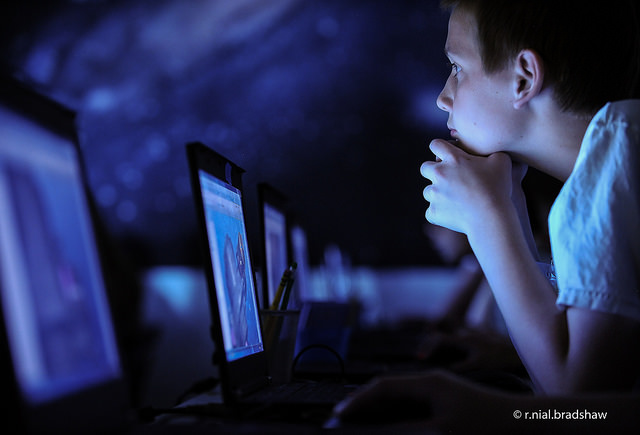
[548,101,640,321]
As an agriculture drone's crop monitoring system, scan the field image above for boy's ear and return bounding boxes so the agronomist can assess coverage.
[513,49,544,109]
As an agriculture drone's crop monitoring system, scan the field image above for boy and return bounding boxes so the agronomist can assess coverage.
[420,0,640,395]
[336,0,640,413]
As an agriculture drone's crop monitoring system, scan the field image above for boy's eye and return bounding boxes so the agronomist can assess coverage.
[449,62,459,77]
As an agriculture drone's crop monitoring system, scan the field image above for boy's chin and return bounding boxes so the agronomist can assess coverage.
[451,138,486,156]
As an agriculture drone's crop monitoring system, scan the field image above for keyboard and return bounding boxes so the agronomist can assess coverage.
[245,380,357,405]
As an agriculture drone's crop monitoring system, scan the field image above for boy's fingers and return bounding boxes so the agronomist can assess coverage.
[332,379,384,416]
[421,139,455,179]
[420,160,435,179]
[429,138,457,161]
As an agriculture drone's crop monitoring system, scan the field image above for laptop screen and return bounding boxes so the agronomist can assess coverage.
[198,170,262,362]
[262,202,289,307]
[0,102,121,405]
[290,224,310,303]
[258,183,289,309]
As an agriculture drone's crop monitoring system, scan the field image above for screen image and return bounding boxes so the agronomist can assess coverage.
[0,105,121,405]
[290,225,310,303]
[263,203,288,306]
[199,170,262,361]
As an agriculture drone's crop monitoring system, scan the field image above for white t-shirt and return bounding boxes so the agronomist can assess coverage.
[548,100,640,321]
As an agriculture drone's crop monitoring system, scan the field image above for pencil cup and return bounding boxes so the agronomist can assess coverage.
[260,309,300,385]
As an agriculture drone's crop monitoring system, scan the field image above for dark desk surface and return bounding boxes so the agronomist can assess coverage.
[134,382,439,435]
[135,415,440,435]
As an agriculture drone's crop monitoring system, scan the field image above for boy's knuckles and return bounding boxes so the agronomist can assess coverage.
[423,185,431,201]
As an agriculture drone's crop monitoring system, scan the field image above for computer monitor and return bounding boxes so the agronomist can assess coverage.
[289,222,310,304]
[186,142,267,402]
[0,76,128,433]
[257,183,290,309]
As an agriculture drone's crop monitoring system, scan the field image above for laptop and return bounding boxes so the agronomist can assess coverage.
[257,182,291,310]
[185,142,355,421]
[289,224,310,303]
[0,75,131,434]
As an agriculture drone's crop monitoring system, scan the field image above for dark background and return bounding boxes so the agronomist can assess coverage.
[0,0,568,411]
[1,0,460,269]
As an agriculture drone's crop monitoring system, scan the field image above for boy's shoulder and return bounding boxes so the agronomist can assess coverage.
[585,100,640,141]
[580,100,640,169]
[597,100,640,124]
[574,100,640,168]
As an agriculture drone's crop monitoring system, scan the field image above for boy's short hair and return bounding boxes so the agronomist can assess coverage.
[441,0,640,114]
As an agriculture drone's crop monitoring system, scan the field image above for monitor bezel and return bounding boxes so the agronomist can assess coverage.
[186,142,269,403]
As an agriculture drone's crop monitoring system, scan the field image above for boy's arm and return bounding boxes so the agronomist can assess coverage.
[421,139,640,394]
[468,198,640,393]
[509,161,539,260]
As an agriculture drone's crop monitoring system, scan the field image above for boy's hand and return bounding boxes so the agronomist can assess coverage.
[420,139,513,236]
[328,370,505,430]
[511,160,528,186]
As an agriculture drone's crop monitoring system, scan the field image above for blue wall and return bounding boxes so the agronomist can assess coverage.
[1,0,450,267]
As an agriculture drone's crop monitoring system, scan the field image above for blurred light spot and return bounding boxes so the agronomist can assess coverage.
[316,16,339,39]
[86,88,117,112]
[96,184,118,207]
[116,200,138,222]
[25,47,57,83]
[145,134,170,161]
[143,266,206,316]
[116,163,144,190]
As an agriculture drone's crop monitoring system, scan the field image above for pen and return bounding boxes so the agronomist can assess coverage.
[280,274,295,310]
[269,262,296,310]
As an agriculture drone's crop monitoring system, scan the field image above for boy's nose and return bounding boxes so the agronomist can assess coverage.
[436,79,453,112]
[436,87,452,112]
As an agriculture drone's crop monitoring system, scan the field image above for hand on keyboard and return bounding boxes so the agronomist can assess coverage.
[325,370,510,429]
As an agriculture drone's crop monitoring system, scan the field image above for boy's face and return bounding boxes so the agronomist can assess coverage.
[437,7,520,156]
